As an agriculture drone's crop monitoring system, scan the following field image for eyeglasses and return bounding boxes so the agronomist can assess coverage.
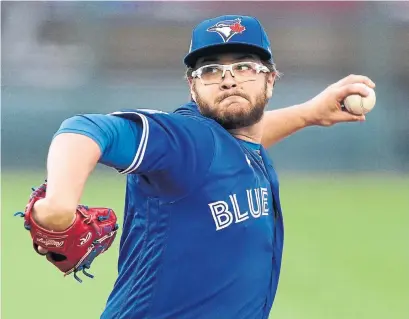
[191,61,270,85]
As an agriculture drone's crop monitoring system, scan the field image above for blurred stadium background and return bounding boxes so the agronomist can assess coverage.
[2,2,408,319]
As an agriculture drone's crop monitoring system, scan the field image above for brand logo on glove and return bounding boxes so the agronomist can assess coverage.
[37,237,65,248]
[79,232,92,246]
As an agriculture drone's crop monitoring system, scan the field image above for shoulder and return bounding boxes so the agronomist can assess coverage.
[109,107,220,135]
[110,108,200,124]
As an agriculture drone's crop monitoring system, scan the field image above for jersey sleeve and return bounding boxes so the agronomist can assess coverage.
[109,109,215,175]
[108,109,215,198]
[55,114,141,171]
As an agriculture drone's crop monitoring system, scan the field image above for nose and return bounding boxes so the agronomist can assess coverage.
[220,70,237,90]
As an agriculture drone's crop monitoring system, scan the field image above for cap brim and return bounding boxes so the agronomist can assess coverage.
[184,42,272,67]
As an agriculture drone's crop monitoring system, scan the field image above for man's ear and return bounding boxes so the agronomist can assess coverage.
[188,77,197,102]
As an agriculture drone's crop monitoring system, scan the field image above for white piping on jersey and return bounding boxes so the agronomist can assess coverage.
[110,111,149,174]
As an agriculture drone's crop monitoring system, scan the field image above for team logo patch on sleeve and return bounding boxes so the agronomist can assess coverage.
[207,18,246,43]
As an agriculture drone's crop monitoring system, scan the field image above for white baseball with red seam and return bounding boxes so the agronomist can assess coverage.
[343,83,376,115]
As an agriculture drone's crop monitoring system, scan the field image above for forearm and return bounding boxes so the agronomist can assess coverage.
[33,133,101,230]
[261,103,313,148]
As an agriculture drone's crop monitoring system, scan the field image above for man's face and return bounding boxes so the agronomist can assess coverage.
[189,53,275,130]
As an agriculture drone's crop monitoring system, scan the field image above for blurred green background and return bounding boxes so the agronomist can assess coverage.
[2,171,408,319]
[2,1,408,319]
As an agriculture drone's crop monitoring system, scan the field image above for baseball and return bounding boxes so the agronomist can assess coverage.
[343,84,376,115]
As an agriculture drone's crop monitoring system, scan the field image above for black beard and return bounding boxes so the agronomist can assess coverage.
[193,83,268,130]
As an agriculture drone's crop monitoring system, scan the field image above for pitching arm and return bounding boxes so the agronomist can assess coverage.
[262,75,375,149]
[261,104,313,148]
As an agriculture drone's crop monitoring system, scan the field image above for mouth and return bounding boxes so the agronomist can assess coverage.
[220,95,247,103]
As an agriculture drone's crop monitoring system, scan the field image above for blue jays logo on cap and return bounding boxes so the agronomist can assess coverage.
[206,18,246,43]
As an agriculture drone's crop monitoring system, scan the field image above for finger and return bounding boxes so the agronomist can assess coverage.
[336,74,375,88]
[37,246,49,255]
[334,74,375,89]
[337,110,366,122]
[336,83,371,103]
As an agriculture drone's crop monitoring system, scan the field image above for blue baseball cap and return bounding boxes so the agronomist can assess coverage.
[184,15,273,67]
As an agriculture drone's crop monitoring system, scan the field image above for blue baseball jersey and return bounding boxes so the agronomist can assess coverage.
[56,102,284,319]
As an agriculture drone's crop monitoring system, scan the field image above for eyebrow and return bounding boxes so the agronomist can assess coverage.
[199,54,257,65]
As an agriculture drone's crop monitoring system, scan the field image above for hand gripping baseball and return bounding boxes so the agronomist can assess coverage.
[14,182,119,283]
[307,74,376,126]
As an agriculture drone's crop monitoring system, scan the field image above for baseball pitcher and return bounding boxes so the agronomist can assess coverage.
[17,15,375,319]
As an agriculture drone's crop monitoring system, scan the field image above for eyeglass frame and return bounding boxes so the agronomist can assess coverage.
[191,61,270,85]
